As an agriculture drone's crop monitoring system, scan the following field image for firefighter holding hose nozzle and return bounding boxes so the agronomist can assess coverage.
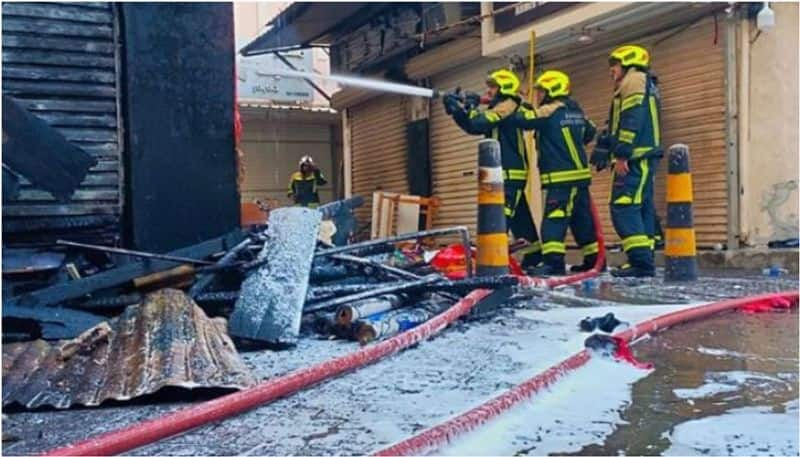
[442,69,542,271]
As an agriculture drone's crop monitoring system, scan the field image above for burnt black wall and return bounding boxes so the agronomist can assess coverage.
[122,3,239,252]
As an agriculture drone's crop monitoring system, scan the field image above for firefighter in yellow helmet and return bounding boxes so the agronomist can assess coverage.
[287,155,327,208]
[442,68,542,269]
[591,44,663,277]
[511,70,600,275]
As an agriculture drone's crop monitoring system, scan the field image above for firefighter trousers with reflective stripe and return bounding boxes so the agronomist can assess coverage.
[541,185,598,269]
[610,157,657,270]
[642,157,662,250]
[505,180,541,265]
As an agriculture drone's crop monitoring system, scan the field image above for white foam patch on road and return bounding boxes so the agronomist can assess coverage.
[435,304,692,456]
[663,400,799,456]
[441,357,650,456]
[674,371,789,400]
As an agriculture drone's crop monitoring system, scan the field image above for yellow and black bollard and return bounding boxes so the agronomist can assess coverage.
[476,139,509,276]
[665,143,698,281]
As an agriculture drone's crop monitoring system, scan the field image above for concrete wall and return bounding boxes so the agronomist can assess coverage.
[742,2,799,246]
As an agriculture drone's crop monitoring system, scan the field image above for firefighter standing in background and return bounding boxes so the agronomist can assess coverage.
[512,70,600,275]
[288,155,327,208]
[442,69,542,269]
[591,45,663,277]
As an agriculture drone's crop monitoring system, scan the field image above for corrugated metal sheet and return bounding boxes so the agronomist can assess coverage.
[2,289,255,410]
[349,95,409,230]
[544,17,727,247]
[1,2,122,242]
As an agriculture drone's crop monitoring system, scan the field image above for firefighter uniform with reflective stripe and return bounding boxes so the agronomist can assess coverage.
[288,169,327,208]
[608,67,662,273]
[451,97,542,266]
[514,98,599,273]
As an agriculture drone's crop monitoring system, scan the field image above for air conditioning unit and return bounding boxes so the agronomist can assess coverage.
[422,3,481,33]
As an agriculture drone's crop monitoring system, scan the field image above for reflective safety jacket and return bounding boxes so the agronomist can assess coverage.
[451,96,529,183]
[288,170,327,206]
[608,68,662,160]
[514,98,596,188]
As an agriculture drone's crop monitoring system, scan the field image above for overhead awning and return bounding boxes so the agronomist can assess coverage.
[239,2,392,56]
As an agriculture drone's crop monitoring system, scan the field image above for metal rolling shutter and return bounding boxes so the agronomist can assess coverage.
[429,58,503,236]
[2,2,122,244]
[545,17,727,247]
[349,95,409,230]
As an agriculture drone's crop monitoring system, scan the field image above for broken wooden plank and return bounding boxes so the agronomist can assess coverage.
[2,94,97,201]
[6,230,245,308]
[229,208,321,344]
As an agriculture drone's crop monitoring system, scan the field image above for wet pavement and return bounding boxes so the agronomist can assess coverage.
[565,308,799,456]
[2,272,797,456]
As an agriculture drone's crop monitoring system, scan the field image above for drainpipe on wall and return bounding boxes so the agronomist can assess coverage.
[480,2,494,57]
[725,14,740,251]
[737,12,751,247]
[343,108,352,198]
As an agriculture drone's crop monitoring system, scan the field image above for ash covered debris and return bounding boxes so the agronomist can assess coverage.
[3,289,255,410]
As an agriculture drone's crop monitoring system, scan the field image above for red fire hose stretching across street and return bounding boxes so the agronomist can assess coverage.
[43,196,605,456]
[374,290,799,456]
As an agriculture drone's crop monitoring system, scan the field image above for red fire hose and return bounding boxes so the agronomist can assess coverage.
[43,197,608,456]
[43,289,492,456]
[374,290,799,456]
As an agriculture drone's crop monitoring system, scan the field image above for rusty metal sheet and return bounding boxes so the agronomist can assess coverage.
[2,289,255,410]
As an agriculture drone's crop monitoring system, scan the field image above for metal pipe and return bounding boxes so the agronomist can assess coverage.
[304,275,443,314]
[331,254,419,280]
[190,238,254,298]
[55,240,215,266]
[317,226,472,277]
[308,281,398,301]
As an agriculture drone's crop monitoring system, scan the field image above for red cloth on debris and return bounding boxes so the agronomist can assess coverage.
[739,296,794,313]
[430,244,523,279]
[611,336,654,370]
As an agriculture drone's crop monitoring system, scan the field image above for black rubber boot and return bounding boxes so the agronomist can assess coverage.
[520,253,542,271]
[527,262,566,277]
[610,264,655,278]
[569,255,606,273]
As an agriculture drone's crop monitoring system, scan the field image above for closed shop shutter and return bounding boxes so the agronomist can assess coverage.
[543,17,727,247]
[349,95,409,229]
[2,2,122,245]
[429,58,504,236]
[239,116,334,206]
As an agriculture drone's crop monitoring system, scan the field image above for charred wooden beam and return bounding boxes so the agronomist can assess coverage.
[2,94,97,201]
[6,230,244,308]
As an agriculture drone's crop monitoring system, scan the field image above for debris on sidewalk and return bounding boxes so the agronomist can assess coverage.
[229,207,322,345]
[2,289,254,410]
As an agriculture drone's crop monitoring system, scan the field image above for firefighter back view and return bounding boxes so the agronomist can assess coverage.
[591,45,663,277]
[288,155,327,208]
[442,69,542,269]
[511,70,600,275]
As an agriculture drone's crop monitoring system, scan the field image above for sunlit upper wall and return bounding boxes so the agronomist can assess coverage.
[233,2,337,107]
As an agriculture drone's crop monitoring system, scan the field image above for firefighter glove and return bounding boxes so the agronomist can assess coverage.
[590,131,612,171]
[443,91,461,115]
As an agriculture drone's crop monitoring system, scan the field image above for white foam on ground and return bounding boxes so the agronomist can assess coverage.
[663,400,799,456]
[674,371,789,400]
[441,357,650,456]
